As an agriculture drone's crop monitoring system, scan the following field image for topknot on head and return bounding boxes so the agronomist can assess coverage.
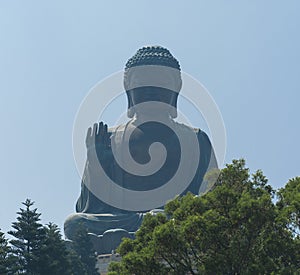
[125,46,181,70]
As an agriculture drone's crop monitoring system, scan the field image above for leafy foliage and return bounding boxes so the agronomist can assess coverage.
[38,223,73,275]
[8,199,46,274]
[1,160,299,274]
[277,177,300,236]
[109,159,300,274]
[70,224,99,275]
[0,229,13,274]
[6,199,99,275]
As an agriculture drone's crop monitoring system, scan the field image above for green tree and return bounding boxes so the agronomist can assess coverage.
[277,177,300,236]
[6,199,99,275]
[8,199,46,274]
[0,228,14,274]
[109,159,300,274]
[70,224,98,275]
[38,223,73,275]
[275,177,300,273]
[67,247,87,275]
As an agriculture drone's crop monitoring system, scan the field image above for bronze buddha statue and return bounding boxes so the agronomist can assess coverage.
[64,46,218,253]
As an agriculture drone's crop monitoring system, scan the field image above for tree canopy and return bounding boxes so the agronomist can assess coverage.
[0,160,299,274]
[0,228,13,274]
[5,199,98,275]
[109,160,300,275]
[8,199,46,274]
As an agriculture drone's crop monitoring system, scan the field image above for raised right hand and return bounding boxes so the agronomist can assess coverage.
[85,122,110,156]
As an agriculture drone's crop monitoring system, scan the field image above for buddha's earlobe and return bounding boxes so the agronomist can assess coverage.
[126,91,135,118]
[127,108,135,118]
[169,94,178,118]
[169,107,177,118]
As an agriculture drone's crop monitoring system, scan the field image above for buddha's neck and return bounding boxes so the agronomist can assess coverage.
[134,112,172,124]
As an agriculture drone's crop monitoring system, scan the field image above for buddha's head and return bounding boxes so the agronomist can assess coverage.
[124,46,182,118]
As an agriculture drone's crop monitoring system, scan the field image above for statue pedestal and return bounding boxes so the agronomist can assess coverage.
[89,228,134,254]
[96,252,121,275]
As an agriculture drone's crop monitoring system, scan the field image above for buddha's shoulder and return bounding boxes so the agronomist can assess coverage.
[107,125,121,133]
[172,121,209,135]
[172,122,212,144]
[107,124,130,135]
[172,121,198,132]
[108,121,208,138]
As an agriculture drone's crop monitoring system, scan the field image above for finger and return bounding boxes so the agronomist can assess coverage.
[98,122,103,135]
[92,123,98,137]
[86,127,92,138]
[103,124,109,146]
[85,127,92,145]
[98,122,104,144]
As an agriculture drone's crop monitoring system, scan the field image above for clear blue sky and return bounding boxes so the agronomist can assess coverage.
[0,1,299,235]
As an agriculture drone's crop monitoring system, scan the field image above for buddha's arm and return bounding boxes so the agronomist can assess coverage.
[197,130,219,194]
[207,139,218,171]
[76,122,114,213]
[198,129,218,168]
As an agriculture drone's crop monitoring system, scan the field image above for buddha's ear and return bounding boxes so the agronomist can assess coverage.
[127,108,135,118]
[169,93,178,118]
[169,107,177,118]
[126,91,135,118]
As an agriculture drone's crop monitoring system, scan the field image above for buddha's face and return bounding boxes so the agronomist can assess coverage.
[124,63,181,118]
[127,87,178,117]
[129,87,175,104]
